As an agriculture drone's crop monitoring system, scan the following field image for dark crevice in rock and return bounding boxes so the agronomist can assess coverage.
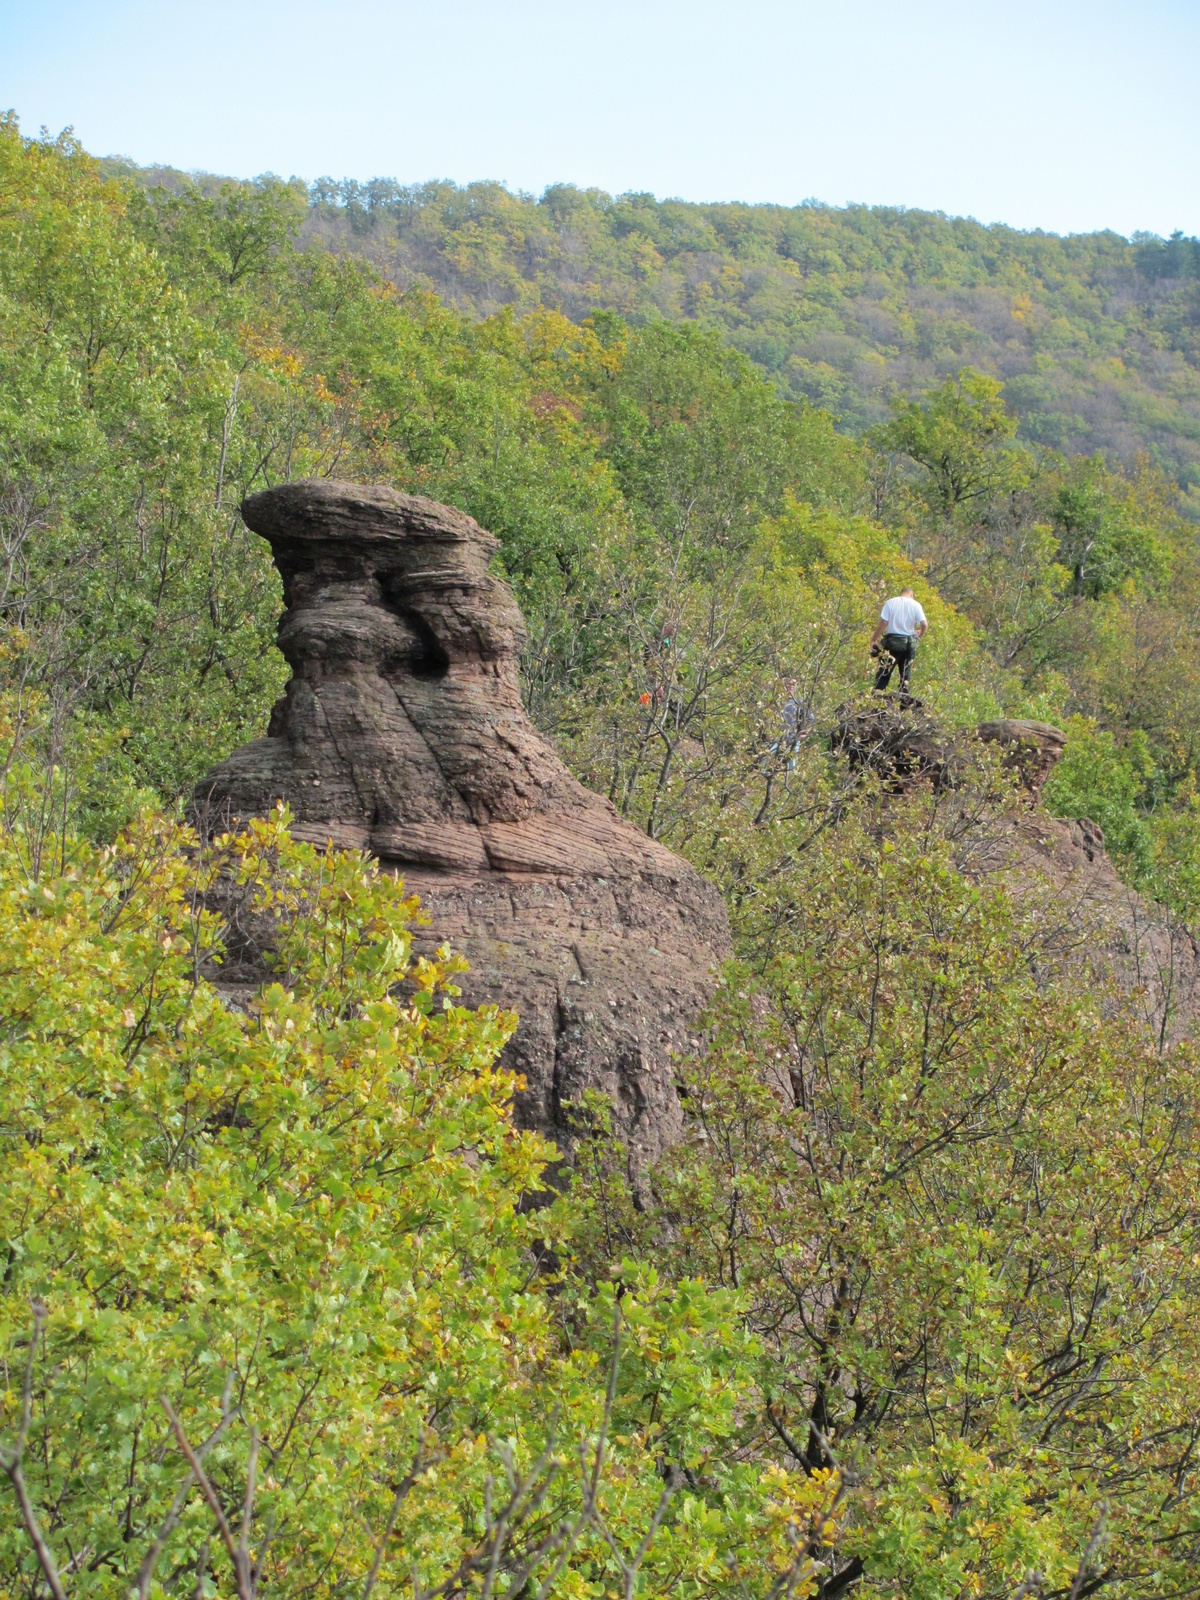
[396,608,450,680]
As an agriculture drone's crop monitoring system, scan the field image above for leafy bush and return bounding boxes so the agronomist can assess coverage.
[573,809,1200,1597]
[0,804,838,1599]
[1042,719,1156,878]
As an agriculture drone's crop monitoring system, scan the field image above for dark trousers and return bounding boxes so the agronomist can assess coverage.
[875,632,917,691]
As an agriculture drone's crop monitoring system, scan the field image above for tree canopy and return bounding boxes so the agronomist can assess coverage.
[6,115,1200,1599]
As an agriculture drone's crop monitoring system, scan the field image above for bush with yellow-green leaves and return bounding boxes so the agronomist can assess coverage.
[0,805,838,1600]
[572,800,1200,1599]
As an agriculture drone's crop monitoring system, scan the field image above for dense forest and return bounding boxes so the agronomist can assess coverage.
[6,114,1200,1598]
[103,157,1200,503]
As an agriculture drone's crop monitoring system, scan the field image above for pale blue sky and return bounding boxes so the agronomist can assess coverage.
[2,0,1198,236]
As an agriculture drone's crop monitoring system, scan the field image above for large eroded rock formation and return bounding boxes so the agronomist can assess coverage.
[195,480,731,1164]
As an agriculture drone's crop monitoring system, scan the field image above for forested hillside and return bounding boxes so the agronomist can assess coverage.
[305,182,1200,487]
[8,116,1200,1598]
[31,132,1200,915]
[102,157,1200,500]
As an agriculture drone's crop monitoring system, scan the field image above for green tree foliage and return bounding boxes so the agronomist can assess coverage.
[589,321,863,562]
[127,175,308,294]
[241,174,1200,486]
[0,795,839,1599]
[1041,719,1157,877]
[572,801,1200,1597]
[874,369,1022,515]
[0,117,286,801]
[1046,466,1168,600]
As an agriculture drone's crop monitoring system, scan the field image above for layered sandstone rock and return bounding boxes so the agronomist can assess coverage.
[194,480,731,1165]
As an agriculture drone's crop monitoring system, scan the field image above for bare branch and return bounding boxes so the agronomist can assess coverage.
[361,1447,425,1600]
[160,1395,249,1600]
[1068,1509,1108,1600]
[1011,1573,1044,1600]
[0,1302,67,1600]
[595,1468,681,1600]
[137,1374,237,1600]
[237,1427,259,1596]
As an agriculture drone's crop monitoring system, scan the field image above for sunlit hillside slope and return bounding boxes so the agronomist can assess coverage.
[102,159,1200,503]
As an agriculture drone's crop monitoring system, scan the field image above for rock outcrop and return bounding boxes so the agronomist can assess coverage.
[831,700,959,790]
[194,480,732,1165]
[976,718,1067,800]
[832,707,1068,803]
[833,701,1200,1045]
[1003,799,1200,1049]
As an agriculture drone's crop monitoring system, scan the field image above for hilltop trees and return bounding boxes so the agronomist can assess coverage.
[0,115,287,806]
[287,174,1200,484]
[875,369,1022,516]
[13,114,1200,914]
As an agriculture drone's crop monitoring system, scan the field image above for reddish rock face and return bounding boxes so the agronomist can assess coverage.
[194,479,731,1166]
[976,719,1068,800]
[1004,806,1200,1047]
[829,703,1200,1043]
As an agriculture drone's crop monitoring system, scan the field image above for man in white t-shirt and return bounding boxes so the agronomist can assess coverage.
[869,588,928,696]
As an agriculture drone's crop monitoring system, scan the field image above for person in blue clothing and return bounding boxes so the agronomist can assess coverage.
[869,588,928,696]
[763,678,815,789]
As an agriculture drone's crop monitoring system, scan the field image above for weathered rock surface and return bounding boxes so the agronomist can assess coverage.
[194,479,732,1164]
[1001,805,1200,1048]
[976,719,1067,800]
[831,699,959,790]
[834,701,1200,1044]
[832,707,1068,802]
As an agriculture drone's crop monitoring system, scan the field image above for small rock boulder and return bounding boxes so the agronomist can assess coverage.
[977,719,1068,799]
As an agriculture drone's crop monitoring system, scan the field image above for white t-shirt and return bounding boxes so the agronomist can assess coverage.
[880,595,927,638]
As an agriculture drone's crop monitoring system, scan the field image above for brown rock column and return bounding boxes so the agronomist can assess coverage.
[194,479,731,1166]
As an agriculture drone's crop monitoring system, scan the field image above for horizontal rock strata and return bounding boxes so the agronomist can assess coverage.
[194,479,731,1165]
